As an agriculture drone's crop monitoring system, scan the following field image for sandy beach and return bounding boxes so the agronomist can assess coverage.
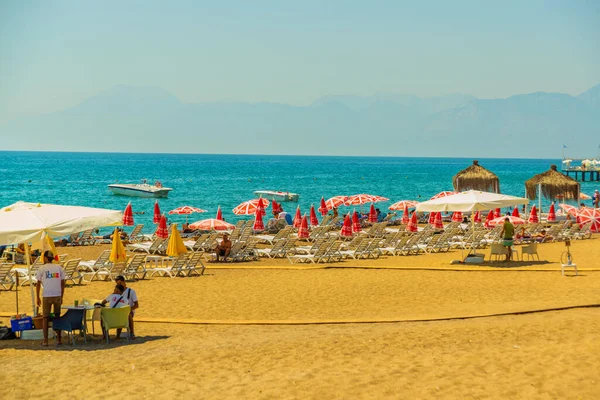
[1,237,599,398]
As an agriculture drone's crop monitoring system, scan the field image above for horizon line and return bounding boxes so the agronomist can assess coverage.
[0,149,569,161]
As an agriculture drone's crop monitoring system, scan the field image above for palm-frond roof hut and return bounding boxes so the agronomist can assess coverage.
[525,164,580,200]
[452,160,500,193]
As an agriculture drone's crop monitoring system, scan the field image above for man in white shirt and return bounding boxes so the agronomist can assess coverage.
[115,275,139,339]
[35,251,66,346]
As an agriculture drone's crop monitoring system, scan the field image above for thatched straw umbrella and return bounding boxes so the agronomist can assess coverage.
[525,164,580,201]
[452,160,500,193]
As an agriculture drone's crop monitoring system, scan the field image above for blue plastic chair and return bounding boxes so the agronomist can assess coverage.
[52,308,86,345]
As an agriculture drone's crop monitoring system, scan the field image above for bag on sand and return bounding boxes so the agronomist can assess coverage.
[0,326,17,340]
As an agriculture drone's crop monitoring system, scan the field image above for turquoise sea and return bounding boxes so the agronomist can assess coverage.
[1,152,597,234]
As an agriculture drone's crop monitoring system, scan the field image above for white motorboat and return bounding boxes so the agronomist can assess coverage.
[253,190,299,202]
[108,180,172,198]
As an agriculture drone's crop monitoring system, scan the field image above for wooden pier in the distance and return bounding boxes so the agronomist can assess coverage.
[561,166,600,182]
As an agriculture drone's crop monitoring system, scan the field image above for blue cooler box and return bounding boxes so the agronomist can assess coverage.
[11,317,33,332]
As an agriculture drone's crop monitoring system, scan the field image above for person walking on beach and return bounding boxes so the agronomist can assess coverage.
[500,217,515,262]
[593,190,599,208]
[115,275,139,340]
[215,233,232,262]
[35,251,66,346]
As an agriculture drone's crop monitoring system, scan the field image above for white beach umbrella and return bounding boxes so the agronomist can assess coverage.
[0,201,122,245]
[0,201,122,314]
[415,190,528,213]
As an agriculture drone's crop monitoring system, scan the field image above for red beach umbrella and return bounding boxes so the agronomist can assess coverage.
[233,199,270,215]
[370,195,389,203]
[406,212,418,233]
[559,203,578,217]
[168,206,208,215]
[512,207,520,218]
[494,208,501,218]
[298,215,309,239]
[271,200,283,214]
[547,203,556,222]
[156,215,169,238]
[577,207,600,232]
[293,206,302,228]
[309,204,319,226]
[474,211,482,223]
[528,205,539,223]
[352,210,362,233]
[318,197,328,216]
[216,206,223,221]
[428,212,436,225]
[153,201,161,224]
[253,209,264,231]
[340,214,353,237]
[389,200,419,211]
[435,212,444,229]
[189,218,235,231]
[123,202,134,226]
[484,210,494,228]
[430,191,458,200]
[345,194,388,206]
[451,211,463,222]
[401,203,410,224]
[256,198,267,218]
[488,216,527,227]
[368,203,377,223]
[325,196,348,210]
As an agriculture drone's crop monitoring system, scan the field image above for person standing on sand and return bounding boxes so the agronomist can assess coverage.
[35,251,66,346]
[500,217,515,262]
[115,275,139,340]
[593,190,599,208]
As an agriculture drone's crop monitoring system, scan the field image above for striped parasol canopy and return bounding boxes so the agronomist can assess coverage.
[168,206,207,215]
[189,218,235,231]
[233,199,271,215]
[430,191,458,200]
[576,207,600,232]
[559,203,578,217]
[325,196,348,210]
[345,194,388,205]
[488,215,526,227]
[389,200,419,211]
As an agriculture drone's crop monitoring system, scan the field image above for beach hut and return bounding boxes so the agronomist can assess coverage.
[452,160,500,193]
[525,165,580,213]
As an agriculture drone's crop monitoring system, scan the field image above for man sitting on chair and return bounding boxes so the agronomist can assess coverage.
[215,234,232,262]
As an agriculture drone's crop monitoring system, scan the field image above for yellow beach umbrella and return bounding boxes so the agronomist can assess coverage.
[166,224,187,257]
[31,232,57,258]
[109,228,127,263]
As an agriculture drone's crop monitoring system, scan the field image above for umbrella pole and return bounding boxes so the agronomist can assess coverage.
[25,244,36,316]
[14,271,19,315]
[538,184,542,218]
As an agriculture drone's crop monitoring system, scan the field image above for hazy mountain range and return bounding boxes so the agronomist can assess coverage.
[1,83,599,158]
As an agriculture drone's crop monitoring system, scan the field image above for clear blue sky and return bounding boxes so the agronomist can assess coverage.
[1,0,599,120]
